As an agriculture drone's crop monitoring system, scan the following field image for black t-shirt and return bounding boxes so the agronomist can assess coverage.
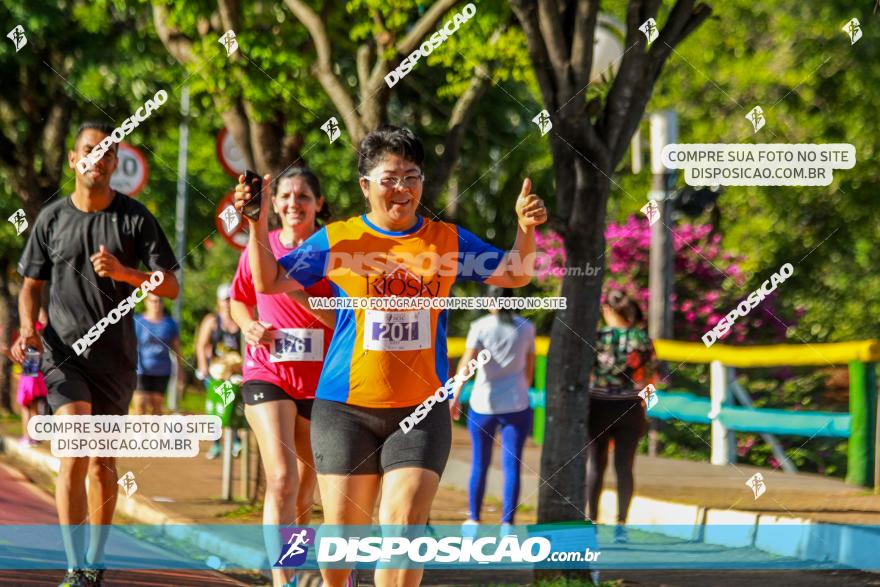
[17,192,177,373]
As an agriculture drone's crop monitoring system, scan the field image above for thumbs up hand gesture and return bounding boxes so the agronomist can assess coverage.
[515,178,548,231]
[90,244,126,281]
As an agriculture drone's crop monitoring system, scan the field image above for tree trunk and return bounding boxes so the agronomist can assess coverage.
[509,1,712,540]
[539,159,610,523]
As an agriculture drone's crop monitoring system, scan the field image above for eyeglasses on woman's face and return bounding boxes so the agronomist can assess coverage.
[361,173,424,190]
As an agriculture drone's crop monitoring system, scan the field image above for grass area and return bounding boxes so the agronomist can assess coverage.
[0,409,21,422]
[177,387,208,415]
[217,502,263,520]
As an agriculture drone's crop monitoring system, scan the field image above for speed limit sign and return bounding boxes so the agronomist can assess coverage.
[110,143,149,196]
[216,128,247,178]
[215,191,248,250]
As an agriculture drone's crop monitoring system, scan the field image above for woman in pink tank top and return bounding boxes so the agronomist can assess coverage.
[229,167,334,587]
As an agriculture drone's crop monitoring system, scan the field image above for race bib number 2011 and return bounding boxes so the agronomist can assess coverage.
[363,309,431,351]
[270,328,324,362]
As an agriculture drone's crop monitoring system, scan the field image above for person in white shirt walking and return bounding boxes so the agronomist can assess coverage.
[450,287,536,532]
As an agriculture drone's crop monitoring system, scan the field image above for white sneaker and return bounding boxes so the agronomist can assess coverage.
[499,522,514,536]
[462,519,480,538]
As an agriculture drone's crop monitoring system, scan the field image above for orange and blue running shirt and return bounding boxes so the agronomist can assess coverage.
[277,214,503,408]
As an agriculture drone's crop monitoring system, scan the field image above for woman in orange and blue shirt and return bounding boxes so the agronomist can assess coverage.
[234,126,547,587]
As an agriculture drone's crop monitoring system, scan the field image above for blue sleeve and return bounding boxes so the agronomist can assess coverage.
[456,226,504,283]
[134,315,144,343]
[278,227,330,288]
[168,317,180,341]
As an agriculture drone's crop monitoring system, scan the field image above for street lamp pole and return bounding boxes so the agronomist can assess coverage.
[170,85,190,413]
[648,110,677,341]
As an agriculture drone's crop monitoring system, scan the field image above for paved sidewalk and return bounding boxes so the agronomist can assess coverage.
[0,419,530,527]
[5,417,880,526]
[445,426,880,526]
[4,414,880,582]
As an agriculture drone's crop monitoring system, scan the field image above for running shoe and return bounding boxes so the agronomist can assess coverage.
[82,568,105,586]
[499,522,514,536]
[461,519,480,539]
[282,575,298,587]
[232,438,242,458]
[57,569,89,587]
[613,524,629,544]
[206,442,221,460]
[590,570,601,585]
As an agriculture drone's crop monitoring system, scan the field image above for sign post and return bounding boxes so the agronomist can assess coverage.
[171,86,190,413]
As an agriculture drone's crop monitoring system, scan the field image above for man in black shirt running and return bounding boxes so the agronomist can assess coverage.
[11,122,179,587]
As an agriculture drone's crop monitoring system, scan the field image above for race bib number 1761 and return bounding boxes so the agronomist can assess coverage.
[270,328,324,362]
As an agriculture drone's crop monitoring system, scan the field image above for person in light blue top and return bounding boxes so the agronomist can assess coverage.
[450,287,536,531]
[133,293,182,415]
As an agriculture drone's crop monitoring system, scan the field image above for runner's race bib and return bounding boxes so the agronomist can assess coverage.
[270,328,324,362]
[363,309,431,351]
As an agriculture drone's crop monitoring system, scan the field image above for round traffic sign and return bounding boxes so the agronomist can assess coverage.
[216,128,247,178]
[215,191,248,251]
[110,143,149,196]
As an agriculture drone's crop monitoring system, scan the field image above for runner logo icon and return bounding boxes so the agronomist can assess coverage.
[8,209,27,236]
[532,110,552,136]
[275,527,315,568]
[7,25,26,52]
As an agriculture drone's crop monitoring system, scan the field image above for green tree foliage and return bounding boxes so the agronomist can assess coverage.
[628,0,880,343]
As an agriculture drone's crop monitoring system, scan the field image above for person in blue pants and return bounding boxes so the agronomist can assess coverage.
[450,288,536,530]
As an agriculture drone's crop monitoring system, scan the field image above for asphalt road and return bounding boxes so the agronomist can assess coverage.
[0,460,259,586]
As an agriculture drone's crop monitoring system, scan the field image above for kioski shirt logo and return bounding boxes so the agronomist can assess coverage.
[275,527,315,568]
[366,265,440,298]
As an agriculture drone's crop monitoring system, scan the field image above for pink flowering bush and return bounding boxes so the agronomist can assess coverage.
[535,216,789,344]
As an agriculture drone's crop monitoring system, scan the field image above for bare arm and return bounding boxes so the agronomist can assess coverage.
[89,245,180,299]
[195,315,214,376]
[485,178,547,289]
[229,299,255,331]
[230,299,277,348]
[172,337,186,385]
[449,347,479,420]
[11,278,46,363]
[287,289,336,329]
[126,269,180,299]
[233,174,304,294]
[485,223,537,289]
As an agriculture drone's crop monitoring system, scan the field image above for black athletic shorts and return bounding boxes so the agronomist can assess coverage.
[43,357,136,417]
[310,398,451,477]
[136,374,170,394]
[242,380,314,420]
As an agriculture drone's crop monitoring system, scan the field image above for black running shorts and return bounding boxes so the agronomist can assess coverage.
[242,380,314,420]
[310,398,451,476]
[136,374,170,394]
[43,358,136,416]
